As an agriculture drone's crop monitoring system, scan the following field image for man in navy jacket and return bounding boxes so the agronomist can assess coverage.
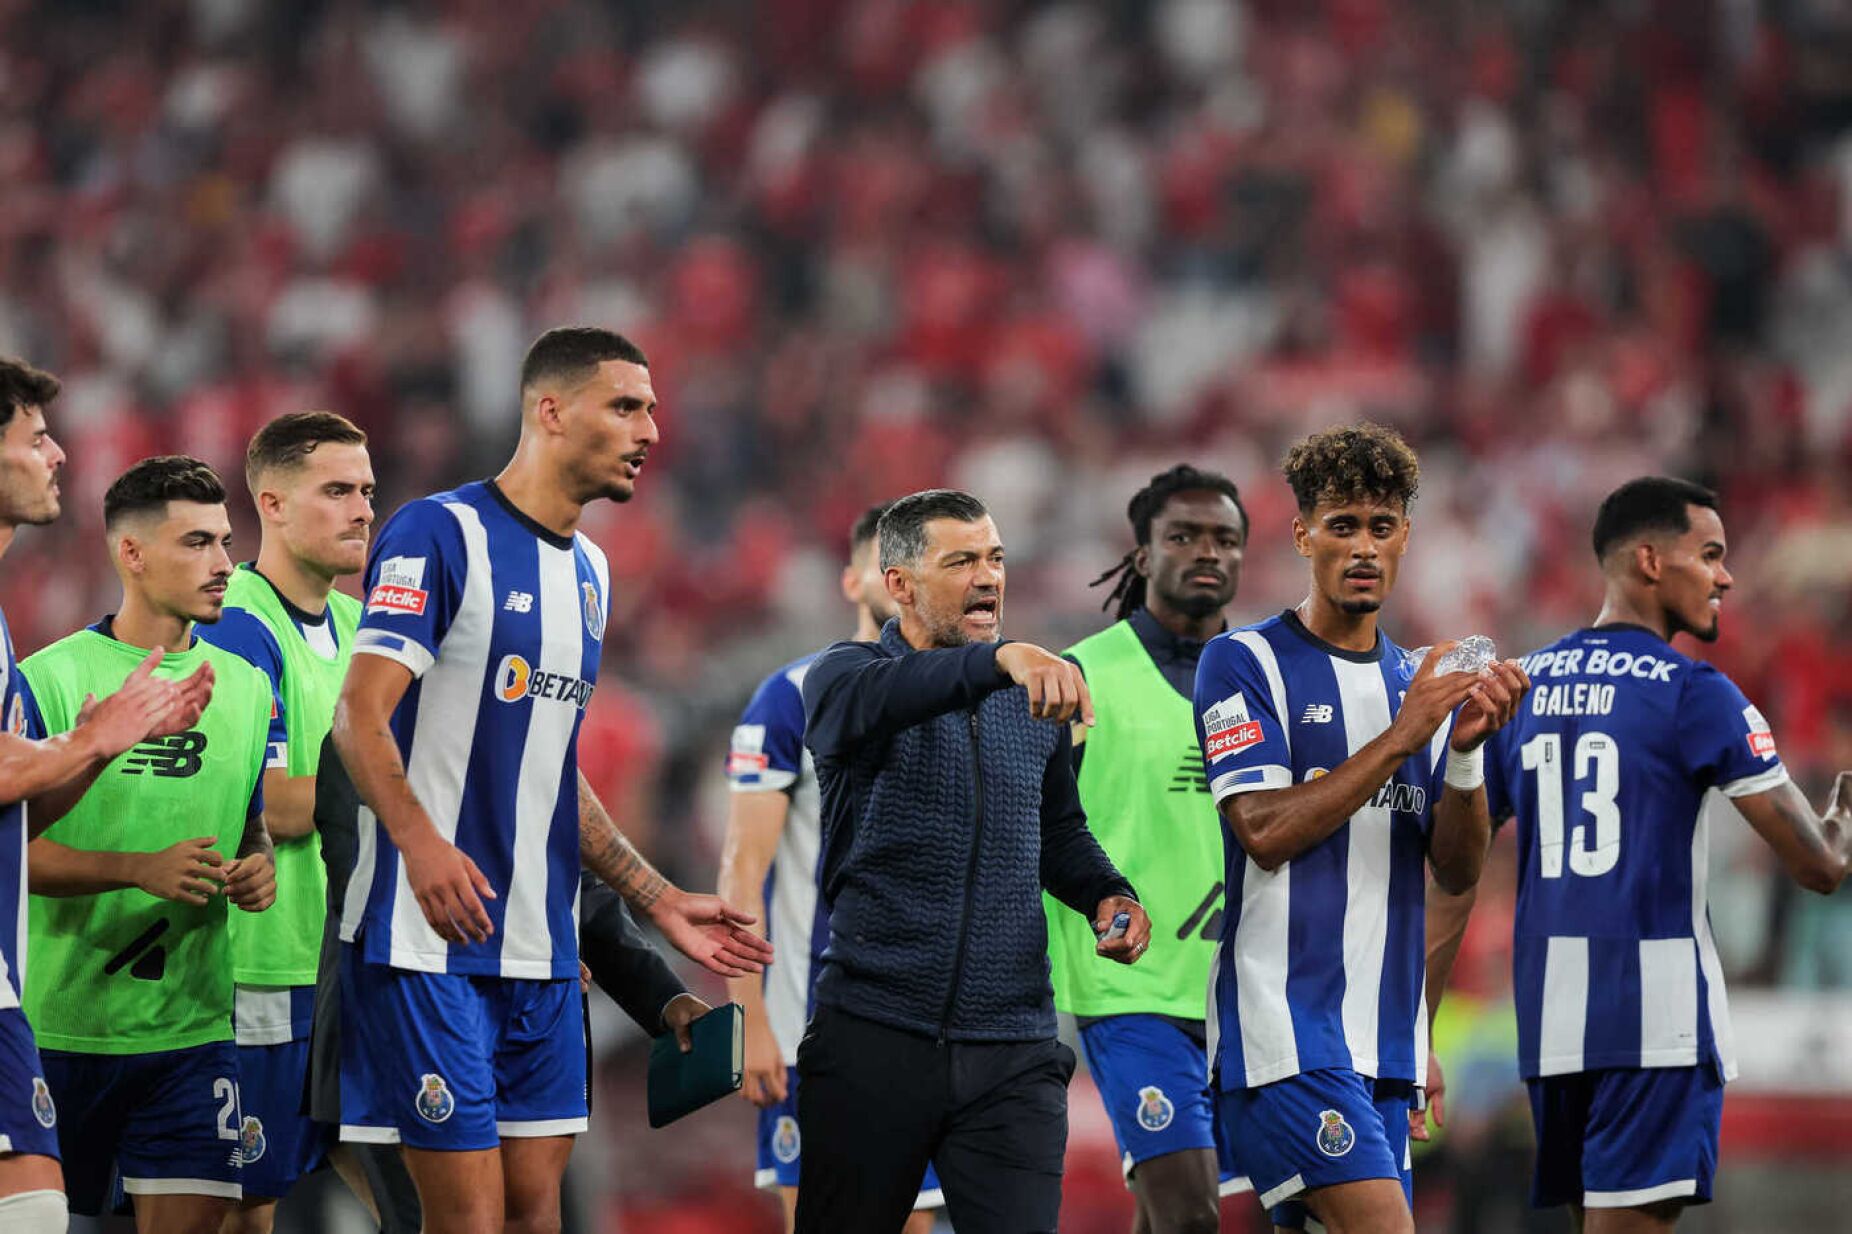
[797,489,1151,1234]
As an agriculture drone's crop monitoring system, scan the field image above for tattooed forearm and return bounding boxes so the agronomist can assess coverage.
[578,770,669,911]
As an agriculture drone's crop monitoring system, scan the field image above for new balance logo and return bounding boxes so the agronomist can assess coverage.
[1166,747,1208,794]
[119,732,207,778]
[504,591,534,613]
[1300,704,1334,724]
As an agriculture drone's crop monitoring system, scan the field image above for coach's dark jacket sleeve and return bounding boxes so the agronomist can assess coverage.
[578,872,689,1037]
[1040,722,1137,916]
[803,638,1007,756]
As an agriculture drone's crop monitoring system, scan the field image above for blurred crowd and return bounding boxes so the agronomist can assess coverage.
[6,1,1852,1226]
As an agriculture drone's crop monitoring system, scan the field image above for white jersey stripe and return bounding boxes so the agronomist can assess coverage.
[1537,935,1589,1074]
[1693,792,1738,1079]
[1203,944,1223,1083]
[0,820,20,1011]
[1638,937,1698,1066]
[340,804,379,945]
[500,541,580,978]
[1233,856,1298,1085]
[1333,659,1392,1077]
[388,501,495,970]
[1231,632,1291,760]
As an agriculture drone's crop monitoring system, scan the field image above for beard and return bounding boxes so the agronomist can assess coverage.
[1164,587,1228,620]
[1339,597,1382,614]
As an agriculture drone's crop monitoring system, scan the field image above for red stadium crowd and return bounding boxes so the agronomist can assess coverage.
[2,1,1850,1228]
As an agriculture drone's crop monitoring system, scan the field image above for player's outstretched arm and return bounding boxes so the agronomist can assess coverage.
[578,770,773,978]
[1734,772,1852,895]
[716,789,790,1106]
[28,835,226,901]
[1427,659,1530,894]
[1222,646,1482,870]
[333,653,496,943]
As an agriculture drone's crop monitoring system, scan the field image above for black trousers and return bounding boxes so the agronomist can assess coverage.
[794,1005,1077,1234]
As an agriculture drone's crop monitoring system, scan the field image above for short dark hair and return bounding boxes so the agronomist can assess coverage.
[1092,464,1249,621]
[878,490,989,571]
[1591,476,1720,561]
[1282,422,1420,515]
[246,411,368,489]
[849,501,893,559]
[105,456,227,529]
[0,357,60,431]
[520,327,649,395]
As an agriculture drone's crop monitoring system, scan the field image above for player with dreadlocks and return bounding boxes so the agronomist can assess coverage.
[1046,464,1250,1234]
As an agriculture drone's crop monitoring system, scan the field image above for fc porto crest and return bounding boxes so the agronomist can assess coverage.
[239,1115,267,1164]
[30,1076,55,1128]
[771,1114,801,1163]
[1315,1109,1355,1158]
[1135,1085,1174,1132]
[581,581,604,640]
[416,1073,456,1124]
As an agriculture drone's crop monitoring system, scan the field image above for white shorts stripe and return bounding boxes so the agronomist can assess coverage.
[1537,936,1590,1075]
[339,1124,401,1144]
[495,1117,588,1137]
[1333,659,1393,1077]
[1257,1172,1307,1209]
[121,1178,243,1199]
[1584,1179,1698,1208]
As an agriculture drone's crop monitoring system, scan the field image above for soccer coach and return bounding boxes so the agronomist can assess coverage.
[797,489,1151,1234]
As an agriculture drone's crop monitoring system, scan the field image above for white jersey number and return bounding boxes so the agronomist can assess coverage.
[1520,732,1621,878]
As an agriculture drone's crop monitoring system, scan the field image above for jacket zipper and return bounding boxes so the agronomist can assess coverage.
[938,708,987,1045]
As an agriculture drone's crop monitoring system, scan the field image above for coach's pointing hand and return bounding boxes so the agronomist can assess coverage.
[996,643,1095,725]
[401,828,497,943]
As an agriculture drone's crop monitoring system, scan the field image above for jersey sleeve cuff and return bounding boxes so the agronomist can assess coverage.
[265,741,288,771]
[353,630,437,677]
[727,769,799,793]
[1211,763,1292,802]
[1719,764,1791,799]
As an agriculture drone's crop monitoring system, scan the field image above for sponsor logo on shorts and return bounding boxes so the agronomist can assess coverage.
[1315,1109,1355,1158]
[772,1114,801,1163]
[30,1076,55,1128]
[582,581,604,640]
[1135,1085,1174,1132]
[416,1073,456,1124]
[239,1115,267,1164]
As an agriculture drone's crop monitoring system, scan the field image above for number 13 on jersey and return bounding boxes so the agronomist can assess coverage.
[1520,732,1621,878]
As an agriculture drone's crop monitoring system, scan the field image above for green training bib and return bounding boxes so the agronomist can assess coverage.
[23,628,271,1053]
[219,566,359,985]
[1045,620,1225,1019]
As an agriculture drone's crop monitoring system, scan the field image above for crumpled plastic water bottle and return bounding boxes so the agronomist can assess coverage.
[1405,634,1498,677]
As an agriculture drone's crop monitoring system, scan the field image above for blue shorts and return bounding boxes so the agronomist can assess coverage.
[42,1039,243,1215]
[1218,1067,1413,1228]
[755,1066,943,1209]
[1528,1065,1723,1210]
[338,948,587,1151]
[235,1038,327,1199]
[0,1008,59,1159]
[1078,1015,1247,1194]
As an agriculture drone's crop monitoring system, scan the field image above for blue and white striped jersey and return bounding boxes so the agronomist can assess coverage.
[342,480,609,980]
[1195,610,1448,1091]
[0,606,34,1011]
[725,653,827,1067]
[1487,625,1787,1081]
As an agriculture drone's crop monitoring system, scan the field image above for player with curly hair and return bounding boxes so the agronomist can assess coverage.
[1193,423,1530,1233]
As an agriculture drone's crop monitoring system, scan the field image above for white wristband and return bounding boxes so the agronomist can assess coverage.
[1444,745,1484,792]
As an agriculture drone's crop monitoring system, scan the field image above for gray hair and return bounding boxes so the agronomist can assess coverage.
[877,489,990,571]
